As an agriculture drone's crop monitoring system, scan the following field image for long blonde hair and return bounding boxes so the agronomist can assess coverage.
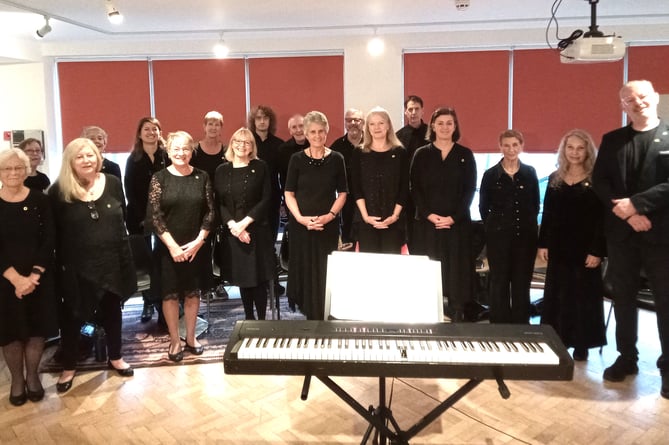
[550,129,597,188]
[56,138,102,202]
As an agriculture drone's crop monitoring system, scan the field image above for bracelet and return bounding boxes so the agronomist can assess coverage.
[329,211,336,217]
[31,267,43,276]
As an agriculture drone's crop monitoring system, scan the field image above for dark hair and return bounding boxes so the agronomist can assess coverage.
[18,138,44,156]
[404,95,424,109]
[131,116,164,161]
[248,105,277,135]
[426,107,461,142]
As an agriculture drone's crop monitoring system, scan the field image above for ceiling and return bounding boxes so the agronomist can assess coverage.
[1,0,668,43]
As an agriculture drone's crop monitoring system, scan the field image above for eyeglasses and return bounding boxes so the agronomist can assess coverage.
[171,147,192,154]
[87,201,99,221]
[345,118,363,123]
[232,139,253,147]
[0,166,27,173]
[23,149,42,155]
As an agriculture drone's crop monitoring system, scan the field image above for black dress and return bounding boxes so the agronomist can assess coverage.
[410,143,477,315]
[0,190,58,345]
[214,159,275,288]
[539,173,607,350]
[350,146,409,253]
[285,150,348,320]
[23,171,50,193]
[147,168,215,298]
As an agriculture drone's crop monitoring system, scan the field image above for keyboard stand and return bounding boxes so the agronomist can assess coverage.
[306,375,484,445]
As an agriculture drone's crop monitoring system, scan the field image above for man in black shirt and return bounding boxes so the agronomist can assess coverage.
[330,108,364,246]
[396,95,428,252]
[249,105,284,242]
[278,114,309,191]
[592,80,669,399]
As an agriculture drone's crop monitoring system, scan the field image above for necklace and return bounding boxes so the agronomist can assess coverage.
[308,148,326,166]
[502,162,519,176]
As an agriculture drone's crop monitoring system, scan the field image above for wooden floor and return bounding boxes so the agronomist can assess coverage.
[1,301,667,445]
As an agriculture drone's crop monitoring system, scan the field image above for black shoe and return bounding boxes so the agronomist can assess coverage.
[56,375,75,393]
[26,385,45,402]
[141,302,154,323]
[603,356,639,382]
[661,374,669,399]
[108,360,134,377]
[573,348,589,361]
[9,390,27,407]
[168,345,184,362]
[184,343,204,355]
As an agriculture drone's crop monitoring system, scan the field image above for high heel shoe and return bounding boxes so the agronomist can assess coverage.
[168,345,184,362]
[184,342,204,355]
[26,385,45,402]
[56,374,75,393]
[9,390,27,407]
[107,360,134,377]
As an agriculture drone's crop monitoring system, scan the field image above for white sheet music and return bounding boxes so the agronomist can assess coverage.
[324,252,443,323]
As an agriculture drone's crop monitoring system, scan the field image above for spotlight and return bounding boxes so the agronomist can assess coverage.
[106,0,123,25]
[35,16,51,39]
[213,33,230,58]
[455,0,470,11]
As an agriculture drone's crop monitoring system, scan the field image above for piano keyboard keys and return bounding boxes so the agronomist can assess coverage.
[235,336,560,365]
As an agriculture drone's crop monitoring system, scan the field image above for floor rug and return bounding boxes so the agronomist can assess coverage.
[40,293,306,373]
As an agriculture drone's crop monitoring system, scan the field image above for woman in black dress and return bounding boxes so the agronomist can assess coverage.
[49,138,136,393]
[18,138,50,192]
[284,111,348,320]
[410,107,477,322]
[124,117,169,323]
[539,129,606,360]
[351,107,408,254]
[214,128,275,320]
[479,129,540,324]
[147,131,215,362]
[0,148,57,406]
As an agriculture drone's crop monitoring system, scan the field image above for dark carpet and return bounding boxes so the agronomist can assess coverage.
[39,293,305,373]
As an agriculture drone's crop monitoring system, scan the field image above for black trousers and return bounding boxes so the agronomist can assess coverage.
[486,230,537,324]
[606,237,669,371]
[60,291,123,369]
[240,285,268,320]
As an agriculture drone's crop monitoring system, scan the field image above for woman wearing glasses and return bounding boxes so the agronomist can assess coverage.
[18,138,50,192]
[214,128,275,320]
[48,138,137,393]
[0,148,57,406]
[147,131,215,362]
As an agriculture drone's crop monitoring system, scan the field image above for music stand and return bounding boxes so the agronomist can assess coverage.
[303,252,456,445]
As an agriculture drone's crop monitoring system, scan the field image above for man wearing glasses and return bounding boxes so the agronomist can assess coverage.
[592,80,669,399]
[331,108,364,248]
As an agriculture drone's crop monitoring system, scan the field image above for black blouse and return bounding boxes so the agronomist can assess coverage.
[479,161,540,233]
[214,159,271,224]
[351,146,409,218]
[124,149,170,234]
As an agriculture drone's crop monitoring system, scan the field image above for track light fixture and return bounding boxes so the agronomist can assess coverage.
[35,16,51,39]
[105,0,123,25]
[213,33,230,58]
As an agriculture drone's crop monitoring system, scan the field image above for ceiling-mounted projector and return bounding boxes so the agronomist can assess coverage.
[556,0,625,64]
[560,35,625,64]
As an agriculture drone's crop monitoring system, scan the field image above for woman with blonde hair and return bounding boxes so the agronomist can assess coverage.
[49,138,136,393]
[539,129,606,361]
[147,131,215,361]
[351,107,408,253]
[214,128,275,320]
